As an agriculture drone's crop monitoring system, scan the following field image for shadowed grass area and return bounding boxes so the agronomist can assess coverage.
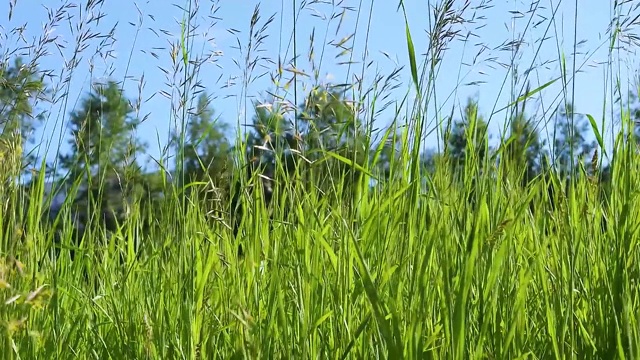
[1,0,640,359]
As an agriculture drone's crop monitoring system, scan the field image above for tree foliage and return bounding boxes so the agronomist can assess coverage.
[502,103,547,185]
[297,85,369,193]
[175,92,233,187]
[59,81,146,179]
[240,84,370,194]
[0,57,47,174]
[550,102,597,180]
[57,80,148,235]
[444,98,491,176]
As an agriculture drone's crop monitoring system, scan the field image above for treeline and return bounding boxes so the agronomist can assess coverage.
[1,56,638,241]
[0,56,398,243]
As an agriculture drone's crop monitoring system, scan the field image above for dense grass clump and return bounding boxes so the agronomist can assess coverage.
[1,0,640,358]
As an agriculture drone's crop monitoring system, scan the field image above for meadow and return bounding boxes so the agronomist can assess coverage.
[1,0,639,359]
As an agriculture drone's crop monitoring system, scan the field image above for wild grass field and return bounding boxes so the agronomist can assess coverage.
[1,0,640,359]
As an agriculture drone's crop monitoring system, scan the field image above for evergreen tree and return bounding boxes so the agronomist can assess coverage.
[550,102,597,180]
[58,80,147,234]
[60,80,146,179]
[502,103,547,186]
[444,98,491,176]
[175,92,233,187]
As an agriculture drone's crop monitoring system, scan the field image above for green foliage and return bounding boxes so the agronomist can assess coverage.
[241,85,370,200]
[298,86,369,194]
[551,102,597,180]
[0,257,52,351]
[372,124,404,181]
[4,132,640,359]
[176,93,233,186]
[0,57,47,173]
[444,98,491,176]
[0,58,48,263]
[59,80,146,179]
[245,99,299,175]
[628,89,640,143]
[3,0,640,358]
[420,148,445,175]
[56,81,148,235]
[502,104,547,185]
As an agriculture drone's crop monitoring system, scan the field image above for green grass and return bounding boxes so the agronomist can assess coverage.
[1,0,640,358]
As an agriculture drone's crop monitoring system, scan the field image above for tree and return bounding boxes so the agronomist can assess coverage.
[1,57,48,252]
[0,57,48,176]
[238,85,370,195]
[297,85,369,194]
[502,106,547,186]
[169,92,236,232]
[230,85,370,242]
[229,99,299,240]
[59,81,146,179]
[550,102,597,180]
[444,98,491,176]
[245,100,300,179]
[57,80,148,236]
[174,92,233,187]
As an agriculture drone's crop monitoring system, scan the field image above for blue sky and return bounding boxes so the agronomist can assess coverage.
[1,0,636,173]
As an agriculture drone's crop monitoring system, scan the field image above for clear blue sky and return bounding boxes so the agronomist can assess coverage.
[1,0,634,173]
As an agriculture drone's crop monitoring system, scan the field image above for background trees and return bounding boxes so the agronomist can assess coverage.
[59,81,147,180]
[1,57,49,253]
[444,98,491,178]
[550,102,598,180]
[55,81,148,235]
[501,101,547,186]
[0,54,609,242]
[174,92,233,188]
[0,57,47,178]
[297,86,369,197]
[239,85,371,201]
